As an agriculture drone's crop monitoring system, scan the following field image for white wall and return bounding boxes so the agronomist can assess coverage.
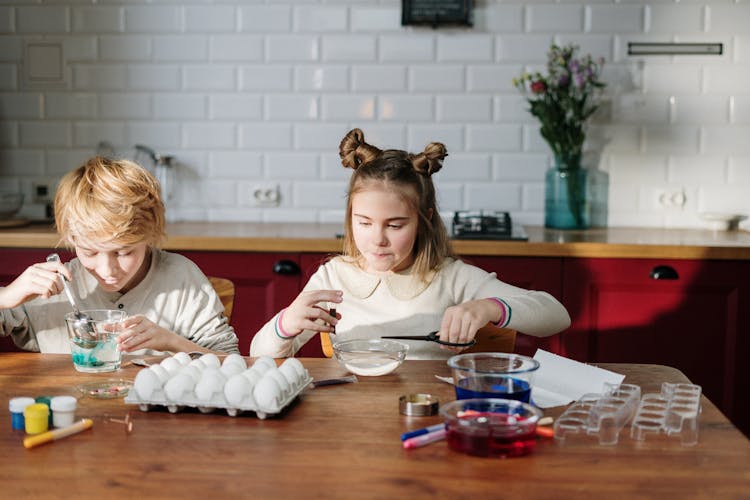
[0,1,749,229]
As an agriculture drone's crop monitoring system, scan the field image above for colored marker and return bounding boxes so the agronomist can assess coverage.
[23,418,93,449]
[401,423,446,442]
[402,428,447,449]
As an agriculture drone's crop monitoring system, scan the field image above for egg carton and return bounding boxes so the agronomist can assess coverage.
[553,383,642,445]
[124,352,312,420]
[630,383,702,446]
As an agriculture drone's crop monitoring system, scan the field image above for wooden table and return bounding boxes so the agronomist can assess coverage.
[1,354,749,498]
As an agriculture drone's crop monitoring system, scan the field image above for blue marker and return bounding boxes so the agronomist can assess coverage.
[400,423,445,442]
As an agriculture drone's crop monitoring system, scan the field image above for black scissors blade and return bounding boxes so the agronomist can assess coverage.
[382,331,476,348]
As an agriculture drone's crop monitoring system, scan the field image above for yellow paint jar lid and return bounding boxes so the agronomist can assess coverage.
[24,403,50,435]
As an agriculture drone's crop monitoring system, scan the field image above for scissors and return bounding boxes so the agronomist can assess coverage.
[382,331,476,348]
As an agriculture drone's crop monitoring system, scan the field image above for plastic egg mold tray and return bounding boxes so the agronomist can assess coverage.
[553,383,642,445]
[553,382,702,446]
[630,383,702,446]
[124,352,312,419]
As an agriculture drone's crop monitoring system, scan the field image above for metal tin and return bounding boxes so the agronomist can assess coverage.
[399,394,439,416]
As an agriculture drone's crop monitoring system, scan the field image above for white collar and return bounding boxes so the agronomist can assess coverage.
[332,257,437,300]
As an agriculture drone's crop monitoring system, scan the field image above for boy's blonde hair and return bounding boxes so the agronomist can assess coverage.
[54,156,166,247]
[338,128,454,282]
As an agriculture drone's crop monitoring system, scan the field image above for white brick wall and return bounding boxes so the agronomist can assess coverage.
[1,0,749,230]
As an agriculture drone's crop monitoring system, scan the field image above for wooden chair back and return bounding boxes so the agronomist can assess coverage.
[464,325,517,353]
[320,324,516,358]
[208,276,235,322]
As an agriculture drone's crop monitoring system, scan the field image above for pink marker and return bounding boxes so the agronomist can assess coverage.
[402,428,447,449]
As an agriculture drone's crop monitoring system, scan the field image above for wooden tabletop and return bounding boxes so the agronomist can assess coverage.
[2,222,750,259]
[1,354,748,498]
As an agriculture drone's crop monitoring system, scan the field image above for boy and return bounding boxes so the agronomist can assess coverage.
[0,156,239,354]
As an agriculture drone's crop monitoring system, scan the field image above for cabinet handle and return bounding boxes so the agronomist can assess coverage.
[650,265,679,280]
[273,260,300,275]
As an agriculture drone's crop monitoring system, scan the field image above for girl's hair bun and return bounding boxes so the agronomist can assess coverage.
[411,142,448,176]
[339,128,381,169]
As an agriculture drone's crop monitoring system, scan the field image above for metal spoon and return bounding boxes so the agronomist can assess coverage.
[46,253,98,346]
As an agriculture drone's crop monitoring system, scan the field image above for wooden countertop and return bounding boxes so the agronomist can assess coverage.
[2,354,749,498]
[2,221,750,260]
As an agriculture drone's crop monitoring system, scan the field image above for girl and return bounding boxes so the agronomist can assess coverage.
[0,156,239,354]
[250,129,570,359]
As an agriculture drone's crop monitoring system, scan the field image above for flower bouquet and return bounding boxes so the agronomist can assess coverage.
[514,44,606,228]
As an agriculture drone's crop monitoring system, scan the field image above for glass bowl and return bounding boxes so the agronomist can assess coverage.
[440,398,543,458]
[332,339,408,377]
[447,352,539,403]
[0,192,23,219]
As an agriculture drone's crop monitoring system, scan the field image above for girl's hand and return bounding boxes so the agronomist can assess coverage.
[117,315,176,353]
[280,289,343,337]
[438,299,500,352]
[0,260,71,309]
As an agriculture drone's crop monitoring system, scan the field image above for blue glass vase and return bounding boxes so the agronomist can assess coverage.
[544,156,590,229]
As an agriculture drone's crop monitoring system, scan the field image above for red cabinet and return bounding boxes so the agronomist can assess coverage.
[561,258,750,436]
[177,251,304,356]
[464,256,564,357]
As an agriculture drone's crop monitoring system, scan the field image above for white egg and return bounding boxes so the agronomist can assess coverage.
[134,368,161,400]
[281,358,306,379]
[279,361,303,387]
[194,373,225,402]
[179,365,202,384]
[253,356,277,372]
[222,353,247,370]
[149,364,170,383]
[200,367,227,384]
[220,363,244,378]
[172,352,191,366]
[224,374,252,406]
[265,369,291,396]
[188,358,206,370]
[199,353,221,369]
[160,357,182,375]
[248,364,270,378]
[164,373,196,402]
[241,369,262,387]
[253,376,281,410]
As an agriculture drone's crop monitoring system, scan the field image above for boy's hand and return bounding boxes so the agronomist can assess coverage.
[117,315,175,353]
[280,289,343,337]
[0,260,71,309]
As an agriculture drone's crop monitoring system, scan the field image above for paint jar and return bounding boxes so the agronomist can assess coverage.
[24,403,49,435]
[9,397,36,430]
[50,396,77,428]
[35,396,53,426]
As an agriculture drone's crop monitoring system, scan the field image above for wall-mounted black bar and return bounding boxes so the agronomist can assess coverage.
[627,42,723,56]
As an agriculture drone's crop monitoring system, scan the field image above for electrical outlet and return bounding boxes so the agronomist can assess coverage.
[657,188,687,209]
[31,182,52,204]
[249,183,280,207]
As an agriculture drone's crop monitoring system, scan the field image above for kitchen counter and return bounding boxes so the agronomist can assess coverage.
[2,221,750,259]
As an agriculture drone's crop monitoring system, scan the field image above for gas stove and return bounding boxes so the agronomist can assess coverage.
[451,211,528,241]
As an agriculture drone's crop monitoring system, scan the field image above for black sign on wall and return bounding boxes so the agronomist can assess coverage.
[402,0,473,28]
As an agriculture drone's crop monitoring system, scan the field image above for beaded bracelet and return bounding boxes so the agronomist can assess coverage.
[486,297,511,328]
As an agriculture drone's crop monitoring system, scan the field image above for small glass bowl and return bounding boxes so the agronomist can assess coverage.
[332,339,408,377]
[440,398,543,458]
